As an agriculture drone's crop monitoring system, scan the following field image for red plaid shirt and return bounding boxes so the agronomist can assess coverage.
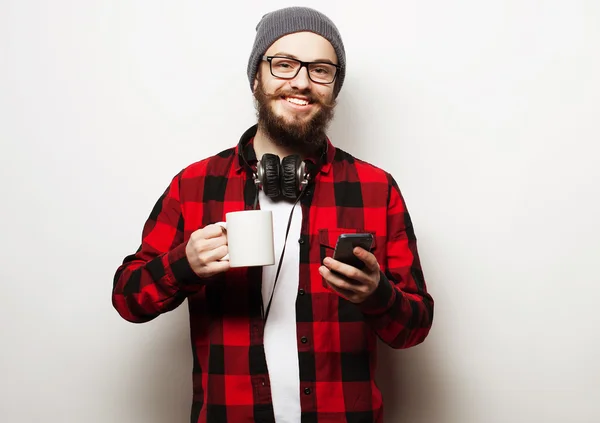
[112,125,434,423]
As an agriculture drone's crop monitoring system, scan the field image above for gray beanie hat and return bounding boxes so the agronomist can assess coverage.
[247,7,346,98]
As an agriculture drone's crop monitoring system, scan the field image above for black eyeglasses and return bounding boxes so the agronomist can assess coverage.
[262,56,340,84]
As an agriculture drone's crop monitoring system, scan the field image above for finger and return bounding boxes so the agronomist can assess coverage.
[201,259,231,277]
[199,244,229,264]
[319,267,364,301]
[322,257,370,285]
[199,234,228,252]
[201,224,226,240]
[319,265,364,294]
[353,247,380,273]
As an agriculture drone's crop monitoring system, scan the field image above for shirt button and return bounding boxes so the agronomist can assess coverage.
[300,336,308,344]
[298,238,304,244]
[304,387,311,395]
[299,289,305,296]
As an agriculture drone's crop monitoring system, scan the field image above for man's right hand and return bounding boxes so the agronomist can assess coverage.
[185,224,230,278]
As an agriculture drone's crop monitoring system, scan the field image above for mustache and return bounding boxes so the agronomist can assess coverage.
[262,88,336,109]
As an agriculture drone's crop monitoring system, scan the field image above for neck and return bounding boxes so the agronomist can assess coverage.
[253,125,305,161]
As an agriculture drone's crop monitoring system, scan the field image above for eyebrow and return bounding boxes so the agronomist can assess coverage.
[272,52,338,65]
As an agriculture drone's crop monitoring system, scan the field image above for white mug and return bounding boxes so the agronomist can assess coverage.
[217,210,275,268]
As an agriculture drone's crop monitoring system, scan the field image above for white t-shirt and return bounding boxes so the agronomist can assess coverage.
[259,189,302,423]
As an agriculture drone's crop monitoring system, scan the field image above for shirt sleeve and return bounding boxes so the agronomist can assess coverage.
[357,174,434,348]
[111,171,205,323]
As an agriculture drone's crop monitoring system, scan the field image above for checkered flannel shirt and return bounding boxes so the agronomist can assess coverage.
[112,125,434,423]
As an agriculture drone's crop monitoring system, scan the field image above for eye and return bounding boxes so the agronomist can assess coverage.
[271,58,298,70]
[310,63,335,76]
[311,67,331,75]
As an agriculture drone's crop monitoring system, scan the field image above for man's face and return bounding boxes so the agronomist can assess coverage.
[253,31,338,154]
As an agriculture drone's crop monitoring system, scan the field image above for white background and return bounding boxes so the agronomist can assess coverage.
[1,0,599,422]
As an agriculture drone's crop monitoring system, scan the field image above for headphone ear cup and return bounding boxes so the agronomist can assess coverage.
[281,155,302,199]
[260,153,281,198]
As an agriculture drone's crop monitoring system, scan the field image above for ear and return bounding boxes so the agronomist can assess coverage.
[253,77,258,92]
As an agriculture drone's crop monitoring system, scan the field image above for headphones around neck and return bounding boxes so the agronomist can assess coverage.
[237,125,318,200]
[255,153,310,199]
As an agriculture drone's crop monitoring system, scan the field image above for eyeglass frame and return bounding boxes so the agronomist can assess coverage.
[262,55,341,85]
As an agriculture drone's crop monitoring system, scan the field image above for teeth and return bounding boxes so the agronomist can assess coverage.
[286,97,309,106]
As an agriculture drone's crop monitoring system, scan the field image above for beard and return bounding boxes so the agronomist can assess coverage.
[253,80,337,155]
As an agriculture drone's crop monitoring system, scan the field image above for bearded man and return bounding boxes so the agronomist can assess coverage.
[112,6,434,423]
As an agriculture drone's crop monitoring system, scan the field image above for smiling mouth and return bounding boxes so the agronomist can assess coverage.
[283,96,311,106]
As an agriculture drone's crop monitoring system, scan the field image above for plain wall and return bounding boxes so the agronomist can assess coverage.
[1,0,599,422]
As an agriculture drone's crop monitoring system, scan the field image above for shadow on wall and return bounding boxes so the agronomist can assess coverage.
[376,340,446,423]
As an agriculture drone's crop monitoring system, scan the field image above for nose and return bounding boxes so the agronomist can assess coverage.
[290,65,311,91]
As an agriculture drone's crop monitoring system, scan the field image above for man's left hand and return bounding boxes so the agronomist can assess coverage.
[319,247,381,303]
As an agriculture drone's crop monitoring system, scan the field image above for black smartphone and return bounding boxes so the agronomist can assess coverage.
[332,233,374,270]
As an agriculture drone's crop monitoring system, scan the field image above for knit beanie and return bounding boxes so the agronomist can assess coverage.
[247,7,346,98]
